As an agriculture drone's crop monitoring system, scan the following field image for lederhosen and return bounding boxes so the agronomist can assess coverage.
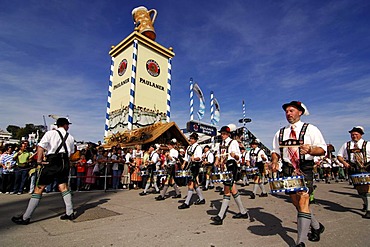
[346,141,369,174]
[165,151,177,185]
[204,152,215,175]
[147,152,157,180]
[37,130,70,186]
[220,139,238,186]
[187,144,202,182]
[250,148,264,178]
[279,123,314,194]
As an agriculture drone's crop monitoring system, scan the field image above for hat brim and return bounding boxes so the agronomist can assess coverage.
[282,102,305,114]
[349,128,364,135]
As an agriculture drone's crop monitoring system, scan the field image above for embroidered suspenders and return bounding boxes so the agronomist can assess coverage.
[346,141,368,164]
[55,130,69,155]
[279,123,309,162]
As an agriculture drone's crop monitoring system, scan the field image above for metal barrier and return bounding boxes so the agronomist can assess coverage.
[67,162,129,192]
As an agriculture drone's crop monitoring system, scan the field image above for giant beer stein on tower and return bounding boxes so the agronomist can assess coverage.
[132,6,157,40]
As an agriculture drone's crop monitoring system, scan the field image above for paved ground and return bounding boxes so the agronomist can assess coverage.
[0,180,369,247]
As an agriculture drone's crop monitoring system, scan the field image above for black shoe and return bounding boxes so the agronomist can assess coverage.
[155,195,165,201]
[363,211,370,219]
[60,213,75,220]
[219,191,224,195]
[362,204,367,212]
[250,193,256,199]
[139,191,147,196]
[232,212,249,219]
[11,215,30,225]
[210,215,223,225]
[154,190,160,194]
[178,203,190,209]
[172,194,181,199]
[241,184,245,187]
[202,188,208,191]
[194,199,206,205]
[260,193,268,197]
[295,243,305,247]
[209,186,215,189]
[308,223,325,242]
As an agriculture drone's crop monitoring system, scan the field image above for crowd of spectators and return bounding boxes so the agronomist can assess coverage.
[0,140,351,195]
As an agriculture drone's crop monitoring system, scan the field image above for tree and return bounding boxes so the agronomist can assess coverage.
[6,125,20,138]
[6,124,46,141]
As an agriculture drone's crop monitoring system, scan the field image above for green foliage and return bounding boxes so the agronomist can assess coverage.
[6,124,46,141]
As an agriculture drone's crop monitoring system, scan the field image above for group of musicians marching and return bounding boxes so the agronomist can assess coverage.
[9,102,370,247]
[133,100,370,247]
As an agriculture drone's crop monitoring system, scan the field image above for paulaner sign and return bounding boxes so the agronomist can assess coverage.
[186,121,217,136]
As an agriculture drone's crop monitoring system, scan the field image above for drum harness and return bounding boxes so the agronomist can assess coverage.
[278,123,311,177]
[346,141,369,172]
[218,139,239,188]
[185,144,202,170]
[219,139,237,170]
[250,148,262,167]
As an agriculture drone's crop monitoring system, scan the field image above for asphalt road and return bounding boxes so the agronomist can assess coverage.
[0,180,369,247]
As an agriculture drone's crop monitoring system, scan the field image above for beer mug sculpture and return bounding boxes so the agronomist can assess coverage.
[132,6,157,41]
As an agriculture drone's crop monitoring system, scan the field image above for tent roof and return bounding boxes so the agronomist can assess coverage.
[103,122,189,148]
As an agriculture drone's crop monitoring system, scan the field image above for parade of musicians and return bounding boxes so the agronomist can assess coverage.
[1,1,369,247]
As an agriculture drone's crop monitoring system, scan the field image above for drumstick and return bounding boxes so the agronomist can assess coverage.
[279,145,318,148]
[279,145,301,148]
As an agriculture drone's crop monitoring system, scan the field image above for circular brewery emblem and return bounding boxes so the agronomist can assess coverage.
[146,59,160,77]
[118,59,128,76]
[193,123,199,132]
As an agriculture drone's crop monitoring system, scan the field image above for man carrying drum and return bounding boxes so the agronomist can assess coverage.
[202,145,215,191]
[337,126,370,219]
[139,144,161,196]
[247,139,268,199]
[155,139,181,200]
[178,133,206,209]
[271,101,326,247]
[210,126,248,225]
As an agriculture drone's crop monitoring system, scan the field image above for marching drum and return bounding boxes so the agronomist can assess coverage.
[140,170,148,177]
[245,167,259,176]
[351,173,370,186]
[175,170,192,186]
[154,170,167,177]
[211,171,233,183]
[351,173,370,193]
[269,176,307,194]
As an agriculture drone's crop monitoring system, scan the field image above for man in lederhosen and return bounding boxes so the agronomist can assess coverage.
[337,126,370,219]
[155,139,181,200]
[139,144,161,196]
[271,101,326,247]
[247,139,268,199]
[210,126,248,225]
[178,133,206,209]
[12,118,75,225]
[239,146,250,186]
[202,145,215,191]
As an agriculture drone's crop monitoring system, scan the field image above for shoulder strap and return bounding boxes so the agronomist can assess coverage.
[298,123,309,161]
[346,141,351,160]
[278,127,285,158]
[362,141,367,163]
[55,130,69,155]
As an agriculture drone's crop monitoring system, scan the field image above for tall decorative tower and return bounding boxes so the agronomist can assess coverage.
[104,6,175,138]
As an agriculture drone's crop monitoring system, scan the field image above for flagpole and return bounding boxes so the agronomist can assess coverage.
[190,78,194,121]
[242,100,247,145]
[210,91,214,125]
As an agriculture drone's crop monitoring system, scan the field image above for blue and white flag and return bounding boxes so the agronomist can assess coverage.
[211,97,220,125]
[193,83,205,120]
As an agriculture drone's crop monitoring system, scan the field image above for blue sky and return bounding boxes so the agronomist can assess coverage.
[1,0,369,150]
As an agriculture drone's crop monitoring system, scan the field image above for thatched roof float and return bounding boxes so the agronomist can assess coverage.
[103,122,189,149]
